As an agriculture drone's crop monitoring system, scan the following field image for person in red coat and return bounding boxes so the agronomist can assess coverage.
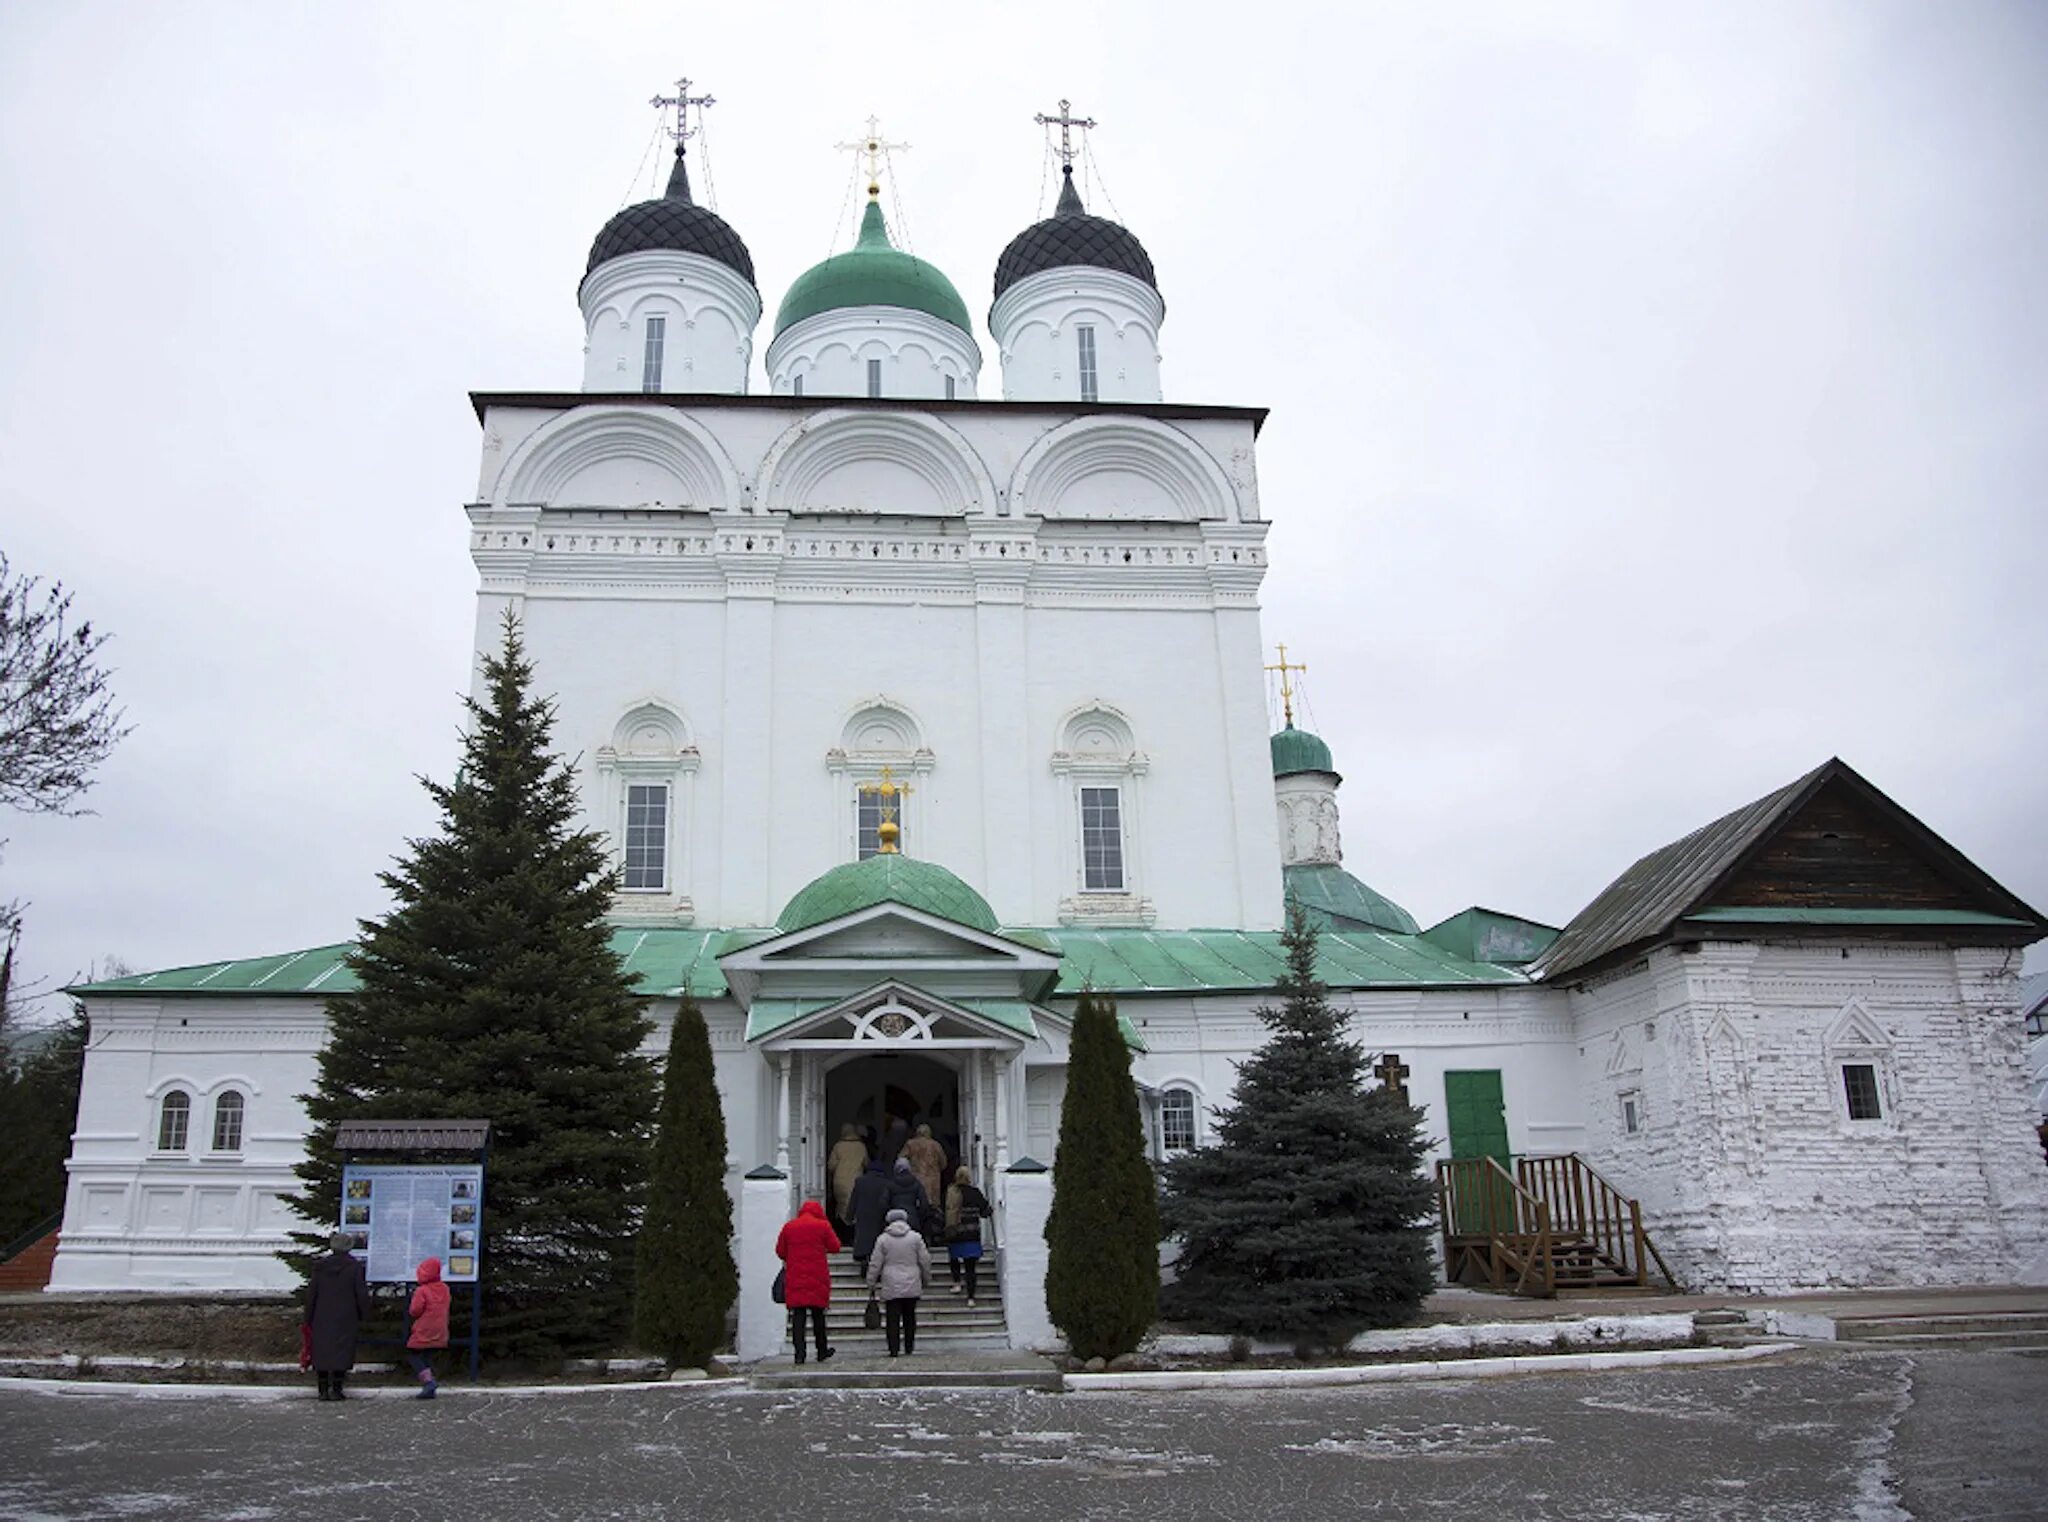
[774,1199,840,1364]
[405,1256,451,1400]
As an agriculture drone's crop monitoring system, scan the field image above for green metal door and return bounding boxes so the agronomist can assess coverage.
[1444,1070,1512,1236]
[1444,1069,1510,1163]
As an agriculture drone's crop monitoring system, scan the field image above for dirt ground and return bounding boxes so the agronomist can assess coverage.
[0,1294,302,1361]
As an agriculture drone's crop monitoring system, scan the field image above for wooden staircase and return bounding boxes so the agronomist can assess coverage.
[0,1219,61,1293]
[1437,1153,1677,1297]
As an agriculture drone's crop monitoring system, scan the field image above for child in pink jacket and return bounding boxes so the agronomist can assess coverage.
[406,1257,451,1400]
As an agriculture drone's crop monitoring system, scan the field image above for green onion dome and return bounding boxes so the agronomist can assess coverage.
[1270,724,1337,779]
[774,200,973,339]
[778,853,999,935]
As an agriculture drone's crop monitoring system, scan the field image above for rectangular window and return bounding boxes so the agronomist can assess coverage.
[856,785,906,860]
[1160,1089,1197,1153]
[1077,324,1098,402]
[212,1093,245,1152]
[792,373,803,397]
[1842,1063,1883,1121]
[1620,1093,1641,1135]
[866,358,883,398]
[157,1093,190,1151]
[1080,785,1125,891]
[642,316,666,393]
[622,783,669,890]
[944,375,956,400]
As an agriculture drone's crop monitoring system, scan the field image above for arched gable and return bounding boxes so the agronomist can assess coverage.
[495,405,741,512]
[611,699,694,756]
[1008,414,1238,522]
[755,409,995,518]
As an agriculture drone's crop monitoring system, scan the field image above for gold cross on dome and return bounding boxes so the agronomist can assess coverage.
[1034,97,1097,169]
[650,76,716,147]
[836,115,910,200]
[857,766,913,854]
[1265,643,1308,727]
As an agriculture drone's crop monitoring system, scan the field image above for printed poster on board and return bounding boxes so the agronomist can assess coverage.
[339,1164,484,1283]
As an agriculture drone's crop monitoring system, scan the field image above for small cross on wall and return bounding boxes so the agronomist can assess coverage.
[1373,1052,1411,1099]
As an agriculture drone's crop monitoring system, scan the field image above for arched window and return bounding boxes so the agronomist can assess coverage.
[157,1090,191,1151]
[596,702,700,918]
[211,1091,246,1152]
[827,700,933,862]
[1051,705,1153,925]
[1159,1087,1198,1154]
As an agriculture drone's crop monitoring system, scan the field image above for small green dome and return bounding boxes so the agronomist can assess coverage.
[1271,724,1337,778]
[1284,863,1420,936]
[778,853,999,935]
[774,200,973,339]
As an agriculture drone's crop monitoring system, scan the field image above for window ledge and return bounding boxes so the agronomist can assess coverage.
[610,893,695,925]
[1058,893,1155,928]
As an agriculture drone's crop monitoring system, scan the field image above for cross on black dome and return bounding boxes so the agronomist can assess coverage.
[992,167,1159,304]
[584,149,756,290]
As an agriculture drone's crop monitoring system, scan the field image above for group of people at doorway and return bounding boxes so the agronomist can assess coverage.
[777,1127,991,1360]
[301,1232,449,1400]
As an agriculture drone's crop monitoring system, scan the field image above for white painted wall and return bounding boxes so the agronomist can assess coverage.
[991,267,1164,404]
[766,308,980,400]
[578,252,761,397]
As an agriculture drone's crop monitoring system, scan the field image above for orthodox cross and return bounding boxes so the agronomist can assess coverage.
[1034,98,1097,169]
[1265,643,1308,727]
[857,765,912,854]
[836,115,909,200]
[650,76,715,148]
[1373,1052,1412,1099]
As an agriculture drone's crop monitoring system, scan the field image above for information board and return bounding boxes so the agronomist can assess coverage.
[339,1164,484,1284]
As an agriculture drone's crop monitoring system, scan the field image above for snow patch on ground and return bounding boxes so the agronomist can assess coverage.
[1284,1422,1554,1459]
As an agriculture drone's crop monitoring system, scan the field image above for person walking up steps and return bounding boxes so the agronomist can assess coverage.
[305,1231,369,1401]
[901,1123,947,1229]
[866,1208,930,1357]
[943,1166,990,1305]
[775,1199,840,1364]
[848,1156,891,1272]
[827,1123,867,1236]
[405,1256,450,1399]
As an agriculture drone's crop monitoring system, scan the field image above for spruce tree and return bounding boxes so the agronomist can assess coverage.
[1159,904,1436,1346]
[1043,990,1159,1361]
[287,614,656,1360]
[633,997,736,1368]
[0,1003,87,1246]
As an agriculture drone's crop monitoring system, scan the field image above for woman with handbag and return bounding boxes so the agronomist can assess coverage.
[774,1199,840,1364]
[943,1166,990,1305]
[865,1208,931,1357]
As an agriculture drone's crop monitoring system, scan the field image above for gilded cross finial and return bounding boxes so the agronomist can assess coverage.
[650,76,716,148]
[1265,643,1308,728]
[836,115,910,201]
[1034,97,1097,170]
[857,765,913,854]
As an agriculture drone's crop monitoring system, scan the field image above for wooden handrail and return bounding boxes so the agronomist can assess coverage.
[1512,1153,1679,1290]
[1436,1156,1555,1297]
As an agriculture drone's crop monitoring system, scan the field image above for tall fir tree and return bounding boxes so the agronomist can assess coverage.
[633,997,736,1368]
[1043,990,1159,1360]
[287,614,656,1359]
[0,1002,88,1247]
[1158,903,1436,1346]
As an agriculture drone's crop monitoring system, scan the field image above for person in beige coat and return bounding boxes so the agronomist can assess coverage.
[865,1209,931,1356]
[826,1123,868,1233]
[900,1123,948,1233]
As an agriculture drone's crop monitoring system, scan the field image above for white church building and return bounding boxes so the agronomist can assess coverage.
[47,102,2048,1349]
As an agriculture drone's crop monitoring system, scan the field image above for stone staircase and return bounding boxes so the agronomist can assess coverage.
[811,1246,1009,1353]
[1831,1311,2048,1353]
[0,1228,59,1293]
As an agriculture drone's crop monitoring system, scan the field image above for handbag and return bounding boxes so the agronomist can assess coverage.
[864,1291,882,1331]
[771,1267,787,1305]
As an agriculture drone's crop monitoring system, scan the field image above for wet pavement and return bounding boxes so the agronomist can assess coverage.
[2,1347,2043,1520]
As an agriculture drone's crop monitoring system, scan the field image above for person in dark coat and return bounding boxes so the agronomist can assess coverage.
[774,1200,840,1364]
[848,1157,892,1268]
[885,1157,934,1235]
[305,1230,370,1400]
[880,1114,910,1170]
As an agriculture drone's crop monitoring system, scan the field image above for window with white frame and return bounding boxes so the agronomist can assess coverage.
[621,783,670,890]
[642,315,666,393]
[856,784,907,860]
[212,1091,245,1152]
[1080,785,1125,891]
[1077,324,1099,402]
[1825,1002,1893,1127]
[1841,1063,1883,1122]
[866,357,883,398]
[1160,1087,1197,1153]
[157,1090,191,1151]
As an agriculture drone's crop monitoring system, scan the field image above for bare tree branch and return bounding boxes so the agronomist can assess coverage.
[0,552,131,816]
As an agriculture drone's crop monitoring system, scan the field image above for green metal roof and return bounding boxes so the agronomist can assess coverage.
[774,200,973,339]
[1284,863,1420,936]
[1421,907,1562,965]
[777,854,1001,935]
[1682,906,2035,927]
[1270,725,1336,778]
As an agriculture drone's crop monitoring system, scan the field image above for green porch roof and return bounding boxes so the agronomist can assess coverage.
[778,854,1001,936]
[74,922,1526,1003]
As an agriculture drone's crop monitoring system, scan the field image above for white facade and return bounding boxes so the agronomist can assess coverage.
[766,308,980,401]
[991,267,1165,404]
[578,252,760,398]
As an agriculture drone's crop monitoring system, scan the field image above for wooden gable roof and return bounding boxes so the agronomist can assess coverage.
[1529,758,2045,982]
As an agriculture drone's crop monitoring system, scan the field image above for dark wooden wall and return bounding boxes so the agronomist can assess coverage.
[1712,779,1982,910]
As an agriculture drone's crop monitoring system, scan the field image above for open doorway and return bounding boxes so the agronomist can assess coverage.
[823,1053,963,1191]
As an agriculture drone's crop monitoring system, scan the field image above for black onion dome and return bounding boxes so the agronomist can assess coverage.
[583,149,755,289]
[992,167,1159,305]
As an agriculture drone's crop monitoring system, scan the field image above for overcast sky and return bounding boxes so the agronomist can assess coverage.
[3,1,2044,1017]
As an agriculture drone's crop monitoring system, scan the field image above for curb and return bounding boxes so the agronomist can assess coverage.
[1063,1341,1798,1392]
[0,1375,733,1401]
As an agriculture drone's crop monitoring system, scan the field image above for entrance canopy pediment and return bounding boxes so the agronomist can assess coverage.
[747,980,1040,1049]
[719,900,1062,1008]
